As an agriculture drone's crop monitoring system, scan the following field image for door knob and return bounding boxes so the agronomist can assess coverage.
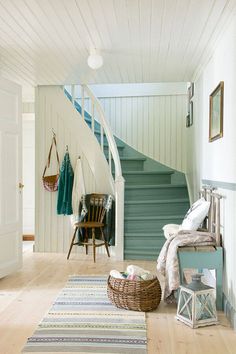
[19,182,24,189]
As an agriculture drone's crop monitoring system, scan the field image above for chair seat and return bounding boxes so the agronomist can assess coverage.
[67,193,111,262]
[75,221,104,228]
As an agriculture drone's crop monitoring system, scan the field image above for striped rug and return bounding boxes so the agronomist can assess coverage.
[22,276,147,353]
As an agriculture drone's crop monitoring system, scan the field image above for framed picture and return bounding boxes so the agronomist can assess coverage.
[209,81,224,142]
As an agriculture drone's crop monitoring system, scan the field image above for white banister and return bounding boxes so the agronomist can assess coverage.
[65,84,124,260]
[100,125,104,152]
[71,85,75,106]
[83,84,123,180]
[91,102,95,133]
[81,85,85,121]
[108,148,112,173]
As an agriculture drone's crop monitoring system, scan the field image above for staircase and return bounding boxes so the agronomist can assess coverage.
[113,138,189,260]
[64,87,190,261]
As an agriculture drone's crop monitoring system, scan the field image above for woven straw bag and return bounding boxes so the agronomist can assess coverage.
[42,136,60,192]
[107,275,162,312]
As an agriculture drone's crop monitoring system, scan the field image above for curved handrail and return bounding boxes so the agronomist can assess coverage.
[83,85,122,181]
[63,84,124,260]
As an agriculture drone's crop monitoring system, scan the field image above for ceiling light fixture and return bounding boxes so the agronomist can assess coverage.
[87,50,103,70]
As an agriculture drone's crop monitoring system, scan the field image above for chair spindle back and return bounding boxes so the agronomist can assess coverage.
[86,194,107,223]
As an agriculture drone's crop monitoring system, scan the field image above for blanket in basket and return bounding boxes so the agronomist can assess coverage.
[157,230,216,302]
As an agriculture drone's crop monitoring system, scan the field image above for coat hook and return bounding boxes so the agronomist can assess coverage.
[52,128,56,137]
[66,145,69,152]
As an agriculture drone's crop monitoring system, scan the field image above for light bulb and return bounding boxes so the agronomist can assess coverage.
[87,53,103,70]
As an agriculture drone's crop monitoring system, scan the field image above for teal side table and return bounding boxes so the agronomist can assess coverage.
[178,246,223,310]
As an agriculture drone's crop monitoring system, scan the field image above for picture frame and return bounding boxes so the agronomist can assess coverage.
[209,81,224,142]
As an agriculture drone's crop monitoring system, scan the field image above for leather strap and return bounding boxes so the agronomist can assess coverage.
[42,136,60,178]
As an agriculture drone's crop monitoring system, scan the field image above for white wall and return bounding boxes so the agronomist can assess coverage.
[101,95,187,172]
[186,17,236,321]
[35,86,114,254]
[22,115,35,235]
[82,83,188,173]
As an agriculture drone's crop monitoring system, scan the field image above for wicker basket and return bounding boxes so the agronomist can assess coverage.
[107,275,162,312]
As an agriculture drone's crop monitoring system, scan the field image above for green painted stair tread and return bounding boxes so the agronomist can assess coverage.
[109,157,146,163]
[125,198,189,204]
[104,141,125,149]
[125,183,187,189]
[124,248,162,260]
[125,185,189,200]
[124,215,183,232]
[119,157,146,162]
[122,172,173,184]
[124,198,189,216]
[111,157,146,171]
[124,232,164,238]
[122,170,174,175]
[124,215,184,221]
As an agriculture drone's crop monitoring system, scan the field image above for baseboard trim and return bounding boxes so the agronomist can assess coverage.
[223,293,236,330]
[23,234,35,241]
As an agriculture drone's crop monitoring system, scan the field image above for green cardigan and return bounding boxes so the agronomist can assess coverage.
[57,152,74,215]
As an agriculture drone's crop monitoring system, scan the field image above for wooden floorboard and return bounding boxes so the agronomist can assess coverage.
[0,245,235,354]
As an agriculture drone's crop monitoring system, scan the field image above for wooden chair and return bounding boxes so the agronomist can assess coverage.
[67,193,111,262]
[178,186,223,310]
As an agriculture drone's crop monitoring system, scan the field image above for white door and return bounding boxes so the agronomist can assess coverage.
[0,77,22,278]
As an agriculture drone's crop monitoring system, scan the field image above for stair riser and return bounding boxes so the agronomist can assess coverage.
[124,253,160,260]
[125,201,189,216]
[125,238,165,248]
[124,217,183,233]
[114,160,144,171]
[104,146,124,157]
[125,187,189,200]
[124,174,171,185]
[95,131,108,144]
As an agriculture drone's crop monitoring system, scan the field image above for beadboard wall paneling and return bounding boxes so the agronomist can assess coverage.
[87,94,188,173]
[0,1,235,86]
[35,86,113,254]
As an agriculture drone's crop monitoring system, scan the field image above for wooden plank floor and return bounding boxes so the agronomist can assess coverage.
[0,243,235,354]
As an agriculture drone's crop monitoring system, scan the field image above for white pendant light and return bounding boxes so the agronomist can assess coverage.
[87,51,103,70]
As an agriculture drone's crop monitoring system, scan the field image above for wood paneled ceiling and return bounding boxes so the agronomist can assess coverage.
[0,0,235,87]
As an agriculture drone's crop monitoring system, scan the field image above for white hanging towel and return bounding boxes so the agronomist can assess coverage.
[70,157,85,227]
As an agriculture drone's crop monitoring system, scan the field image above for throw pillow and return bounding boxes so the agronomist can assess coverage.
[181,197,210,231]
[162,224,181,239]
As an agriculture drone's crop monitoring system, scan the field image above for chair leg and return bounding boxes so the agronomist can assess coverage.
[67,227,78,260]
[100,228,110,258]
[92,228,96,263]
